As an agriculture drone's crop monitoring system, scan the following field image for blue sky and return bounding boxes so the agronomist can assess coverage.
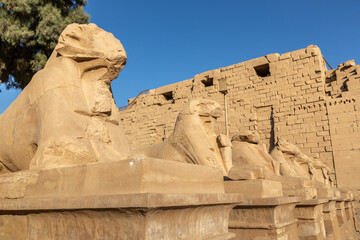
[1,0,359,113]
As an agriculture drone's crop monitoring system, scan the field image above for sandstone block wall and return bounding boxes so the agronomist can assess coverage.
[324,61,360,192]
[119,45,360,192]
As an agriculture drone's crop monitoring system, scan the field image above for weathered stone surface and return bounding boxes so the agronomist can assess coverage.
[137,99,233,175]
[231,132,277,179]
[0,23,128,172]
[0,157,226,199]
[0,21,359,239]
[228,166,265,180]
[118,45,360,200]
[0,23,246,240]
[270,137,333,186]
[295,198,328,240]
[0,155,243,240]
[229,197,300,240]
[0,193,242,240]
[323,200,342,240]
[224,179,283,198]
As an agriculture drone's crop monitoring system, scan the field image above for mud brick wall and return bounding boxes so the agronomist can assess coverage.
[119,45,360,189]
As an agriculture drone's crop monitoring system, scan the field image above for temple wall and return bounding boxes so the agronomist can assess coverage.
[324,61,360,194]
[119,45,360,188]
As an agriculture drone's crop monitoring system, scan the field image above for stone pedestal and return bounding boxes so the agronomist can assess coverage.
[0,193,241,240]
[349,200,360,233]
[0,158,225,199]
[336,201,346,229]
[346,200,359,233]
[228,197,300,240]
[336,200,358,240]
[0,158,243,240]
[279,177,317,200]
[323,200,342,240]
[316,187,336,198]
[224,179,283,198]
[315,181,340,199]
[295,198,327,240]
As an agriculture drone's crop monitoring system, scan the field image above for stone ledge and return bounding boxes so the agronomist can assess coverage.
[296,198,329,206]
[0,157,225,200]
[0,193,244,211]
[238,196,300,206]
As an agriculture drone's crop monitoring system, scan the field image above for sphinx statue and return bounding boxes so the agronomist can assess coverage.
[0,23,130,172]
[230,130,339,200]
[230,130,279,179]
[270,137,333,185]
[230,131,332,184]
[136,99,233,175]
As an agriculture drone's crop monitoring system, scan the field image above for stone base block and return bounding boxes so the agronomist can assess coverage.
[316,187,336,198]
[0,158,243,239]
[0,157,225,199]
[336,200,358,240]
[314,182,338,199]
[228,166,264,180]
[278,177,317,200]
[0,193,242,240]
[295,199,328,240]
[340,189,353,200]
[224,179,283,198]
[230,224,298,240]
[323,200,342,240]
[346,200,359,233]
[229,197,300,240]
[283,187,317,200]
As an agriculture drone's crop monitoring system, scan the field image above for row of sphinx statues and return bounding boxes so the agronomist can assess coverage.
[0,23,333,189]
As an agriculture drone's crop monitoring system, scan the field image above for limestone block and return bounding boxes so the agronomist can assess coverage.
[229,197,300,240]
[265,53,280,63]
[0,158,226,199]
[228,166,264,180]
[224,179,283,199]
[305,45,321,57]
[0,155,243,239]
[335,200,359,239]
[0,193,242,240]
[155,82,178,95]
[323,200,342,240]
[295,199,327,240]
[316,187,337,198]
[338,59,356,69]
[279,177,317,200]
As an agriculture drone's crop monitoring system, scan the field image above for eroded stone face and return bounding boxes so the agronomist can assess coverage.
[0,23,128,172]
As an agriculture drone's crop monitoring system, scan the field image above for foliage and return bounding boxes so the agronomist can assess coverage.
[0,0,89,89]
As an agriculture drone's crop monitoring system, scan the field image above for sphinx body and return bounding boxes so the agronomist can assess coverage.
[230,131,333,186]
[230,131,279,179]
[0,23,128,172]
[270,137,333,185]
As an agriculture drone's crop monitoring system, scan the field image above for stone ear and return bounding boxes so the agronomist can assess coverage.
[56,45,104,61]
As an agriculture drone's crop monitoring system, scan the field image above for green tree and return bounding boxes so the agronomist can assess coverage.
[0,0,89,90]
